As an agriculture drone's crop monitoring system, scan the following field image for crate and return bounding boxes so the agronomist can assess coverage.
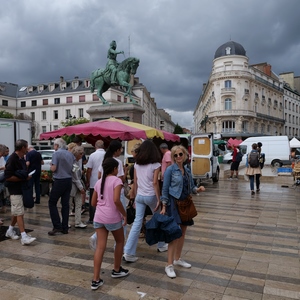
[277,167,292,173]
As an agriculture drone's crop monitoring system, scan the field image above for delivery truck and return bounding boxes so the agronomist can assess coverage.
[0,118,32,152]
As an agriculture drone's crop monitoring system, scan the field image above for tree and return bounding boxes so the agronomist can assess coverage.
[60,117,90,144]
[173,123,184,134]
[0,110,14,119]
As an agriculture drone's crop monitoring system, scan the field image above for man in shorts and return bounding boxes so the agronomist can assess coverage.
[5,139,36,245]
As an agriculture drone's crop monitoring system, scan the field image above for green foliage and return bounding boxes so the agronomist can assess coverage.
[0,110,14,119]
[60,117,89,127]
[60,117,90,144]
[173,123,184,134]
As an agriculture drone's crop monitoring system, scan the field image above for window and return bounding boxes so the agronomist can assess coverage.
[54,110,58,119]
[66,96,72,103]
[53,125,59,130]
[92,94,99,101]
[42,126,46,133]
[124,97,127,103]
[21,101,26,107]
[244,89,249,94]
[261,123,265,134]
[224,98,232,110]
[117,95,121,102]
[242,121,248,132]
[225,47,231,55]
[225,80,231,88]
[222,121,235,132]
[31,112,35,121]
[254,122,258,133]
[54,98,60,104]
[78,108,83,118]
[32,100,37,106]
[42,111,46,120]
[43,99,48,105]
[79,95,85,102]
[2,100,8,106]
[66,109,71,119]
[72,81,79,89]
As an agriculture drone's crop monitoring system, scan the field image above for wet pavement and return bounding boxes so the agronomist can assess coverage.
[0,178,299,300]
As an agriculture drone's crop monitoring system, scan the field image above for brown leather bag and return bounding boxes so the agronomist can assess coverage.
[176,195,197,222]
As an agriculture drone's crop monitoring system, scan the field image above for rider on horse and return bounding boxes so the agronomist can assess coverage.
[106,40,124,84]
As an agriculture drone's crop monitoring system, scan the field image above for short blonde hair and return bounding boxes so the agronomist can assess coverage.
[67,142,77,152]
[170,145,188,163]
[71,145,84,158]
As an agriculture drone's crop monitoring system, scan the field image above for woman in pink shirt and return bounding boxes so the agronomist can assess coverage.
[91,158,128,290]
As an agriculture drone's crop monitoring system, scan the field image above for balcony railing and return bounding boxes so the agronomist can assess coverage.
[221,87,236,95]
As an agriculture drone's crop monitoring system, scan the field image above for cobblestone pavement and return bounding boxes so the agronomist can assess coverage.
[0,179,299,300]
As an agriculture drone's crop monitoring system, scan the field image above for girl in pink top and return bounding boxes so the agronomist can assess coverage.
[91,158,128,290]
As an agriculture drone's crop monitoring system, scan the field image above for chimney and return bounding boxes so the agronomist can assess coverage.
[263,64,271,77]
[60,76,64,82]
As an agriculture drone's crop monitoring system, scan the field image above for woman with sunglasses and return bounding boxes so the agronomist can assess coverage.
[161,145,205,278]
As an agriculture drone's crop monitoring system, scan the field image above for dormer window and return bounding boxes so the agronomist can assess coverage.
[72,81,79,89]
[225,47,231,55]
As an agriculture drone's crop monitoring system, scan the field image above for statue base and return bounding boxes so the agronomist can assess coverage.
[86,102,145,124]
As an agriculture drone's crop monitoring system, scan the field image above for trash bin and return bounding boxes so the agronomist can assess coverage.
[218,155,223,163]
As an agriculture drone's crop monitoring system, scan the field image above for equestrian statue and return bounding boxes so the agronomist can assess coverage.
[90,40,140,104]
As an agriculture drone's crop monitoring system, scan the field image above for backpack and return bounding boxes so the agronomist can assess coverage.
[248,151,259,168]
[236,151,243,162]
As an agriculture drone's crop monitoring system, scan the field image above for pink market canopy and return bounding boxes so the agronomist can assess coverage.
[39,118,180,144]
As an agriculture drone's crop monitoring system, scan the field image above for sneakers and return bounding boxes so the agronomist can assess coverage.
[123,253,138,262]
[157,244,168,252]
[111,266,129,278]
[5,229,20,240]
[69,212,75,216]
[21,234,36,245]
[251,190,255,195]
[165,264,176,278]
[256,189,260,193]
[75,222,87,228]
[173,258,191,268]
[89,233,97,251]
[91,279,104,290]
[48,228,63,236]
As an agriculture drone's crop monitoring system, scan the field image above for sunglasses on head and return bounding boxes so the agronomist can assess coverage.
[174,152,183,158]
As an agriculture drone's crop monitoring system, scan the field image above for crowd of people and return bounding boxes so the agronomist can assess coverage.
[0,137,206,290]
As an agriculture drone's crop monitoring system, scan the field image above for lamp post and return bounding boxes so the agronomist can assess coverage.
[204,115,208,133]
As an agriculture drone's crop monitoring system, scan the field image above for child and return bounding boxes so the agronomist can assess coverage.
[91,157,128,290]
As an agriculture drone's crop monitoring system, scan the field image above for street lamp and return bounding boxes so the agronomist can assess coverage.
[204,115,208,133]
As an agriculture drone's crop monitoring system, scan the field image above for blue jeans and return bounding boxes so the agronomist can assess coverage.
[48,178,72,231]
[249,174,260,191]
[124,194,157,255]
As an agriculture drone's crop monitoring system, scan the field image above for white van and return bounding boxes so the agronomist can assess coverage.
[228,136,290,167]
[191,133,220,183]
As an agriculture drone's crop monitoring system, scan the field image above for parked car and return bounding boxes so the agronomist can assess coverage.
[38,150,55,171]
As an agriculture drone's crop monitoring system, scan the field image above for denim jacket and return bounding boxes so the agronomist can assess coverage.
[161,163,197,206]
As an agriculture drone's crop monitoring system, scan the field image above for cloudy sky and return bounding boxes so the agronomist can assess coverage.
[1,0,300,130]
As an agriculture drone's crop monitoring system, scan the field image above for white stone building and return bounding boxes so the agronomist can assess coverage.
[194,41,287,138]
[0,76,175,143]
[279,72,300,138]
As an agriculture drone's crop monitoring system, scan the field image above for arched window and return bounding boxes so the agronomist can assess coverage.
[225,98,232,110]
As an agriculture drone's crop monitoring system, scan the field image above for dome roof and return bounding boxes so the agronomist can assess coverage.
[214,41,246,59]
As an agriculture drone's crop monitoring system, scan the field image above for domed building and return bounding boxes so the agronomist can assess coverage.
[194,41,285,138]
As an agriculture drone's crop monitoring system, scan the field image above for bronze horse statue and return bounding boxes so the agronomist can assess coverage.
[90,57,140,104]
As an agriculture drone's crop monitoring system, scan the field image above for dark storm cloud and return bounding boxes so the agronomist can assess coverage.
[1,0,300,129]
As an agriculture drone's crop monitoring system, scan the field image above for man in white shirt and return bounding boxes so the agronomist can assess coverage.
[85,140,105,223]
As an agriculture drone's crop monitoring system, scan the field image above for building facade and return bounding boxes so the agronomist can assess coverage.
[194,41,290,139]
[0,76,175,143]
[279,72,300,138]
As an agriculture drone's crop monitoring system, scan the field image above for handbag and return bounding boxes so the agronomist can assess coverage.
[176,195,197,222]
[126,200,136,225]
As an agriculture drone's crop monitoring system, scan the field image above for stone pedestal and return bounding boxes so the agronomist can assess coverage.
[86,103,145,123]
